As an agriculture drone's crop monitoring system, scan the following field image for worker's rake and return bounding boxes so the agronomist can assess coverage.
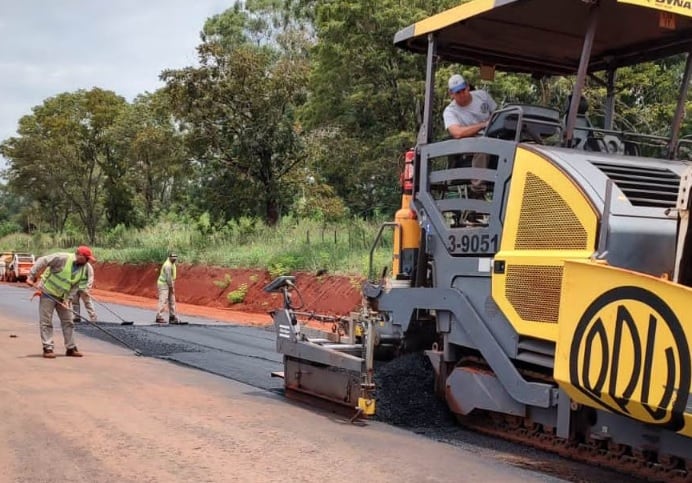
[91,296,135,326]
[30,287,143,356]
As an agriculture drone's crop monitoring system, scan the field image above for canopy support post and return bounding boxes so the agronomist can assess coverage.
[564,3,601,147]
[668,48,692,159]
[604,68,617,130]
[418,33,437,146]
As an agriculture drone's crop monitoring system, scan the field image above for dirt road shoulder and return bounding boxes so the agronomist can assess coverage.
[0,314,564,483]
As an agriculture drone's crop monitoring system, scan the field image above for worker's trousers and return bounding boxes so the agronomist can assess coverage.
[72,289,97,321]
[156,285,176,319]
[470,153,489,194]
[39,295,76,350]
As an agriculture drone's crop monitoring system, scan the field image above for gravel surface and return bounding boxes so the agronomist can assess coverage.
[374,352,455,427]
[373,352,642,483]
[74,321,283,391]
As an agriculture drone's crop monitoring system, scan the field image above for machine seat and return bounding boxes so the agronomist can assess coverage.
[485,104,562,144]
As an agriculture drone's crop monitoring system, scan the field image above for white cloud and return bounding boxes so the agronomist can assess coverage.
[0,0,230,170]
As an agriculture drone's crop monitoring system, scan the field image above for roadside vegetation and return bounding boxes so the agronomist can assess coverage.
[0,215,394,276]
[0,0,689,275]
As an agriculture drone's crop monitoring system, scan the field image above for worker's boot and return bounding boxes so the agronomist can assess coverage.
[155,316,166,324]
[169,316,188,325]
[65,347,83,357]
[43,348,56,359]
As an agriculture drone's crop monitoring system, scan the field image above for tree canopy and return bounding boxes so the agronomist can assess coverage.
[0,0,689,241]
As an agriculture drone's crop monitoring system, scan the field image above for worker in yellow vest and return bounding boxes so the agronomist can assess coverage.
[27,246,96,358]
[155,252,186,324]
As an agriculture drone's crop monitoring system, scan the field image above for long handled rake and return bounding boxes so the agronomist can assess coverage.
[32,287,143,356]
[90,296,135,326]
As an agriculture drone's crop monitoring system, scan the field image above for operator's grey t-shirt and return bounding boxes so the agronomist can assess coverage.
[443,90,497,129]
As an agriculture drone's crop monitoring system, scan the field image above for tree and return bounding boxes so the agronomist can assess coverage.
[163,2,311,225]
[0,182,24,235]
[298,0,460,217]
[109,90,188,222]
[1,88,127,242]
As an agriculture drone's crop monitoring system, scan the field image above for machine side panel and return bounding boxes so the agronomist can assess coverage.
[493,147,599,342]
[607,215,677,277]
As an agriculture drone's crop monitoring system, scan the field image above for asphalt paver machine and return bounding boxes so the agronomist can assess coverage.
[271,1,692,479]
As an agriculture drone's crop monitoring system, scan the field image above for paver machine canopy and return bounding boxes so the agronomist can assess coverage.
[395,0,692,153]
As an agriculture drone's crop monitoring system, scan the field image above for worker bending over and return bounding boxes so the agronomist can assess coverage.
[27,246,97,358]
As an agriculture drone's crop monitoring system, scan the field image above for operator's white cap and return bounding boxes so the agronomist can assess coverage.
[448,74,468,93]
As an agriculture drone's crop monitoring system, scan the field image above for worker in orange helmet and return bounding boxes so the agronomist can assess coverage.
[26,246,96,358]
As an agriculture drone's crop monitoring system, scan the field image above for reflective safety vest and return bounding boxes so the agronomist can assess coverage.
[42,254,86,300]
[157,259,176,286]
[78,266,90,290]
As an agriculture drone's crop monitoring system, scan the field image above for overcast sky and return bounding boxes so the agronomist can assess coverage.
[0,0,229,169]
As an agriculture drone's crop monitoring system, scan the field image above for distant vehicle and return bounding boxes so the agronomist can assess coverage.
[6,253,35,282]
[0,252,13,282]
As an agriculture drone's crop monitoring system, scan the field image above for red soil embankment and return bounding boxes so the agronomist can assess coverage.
[93,262,363,319]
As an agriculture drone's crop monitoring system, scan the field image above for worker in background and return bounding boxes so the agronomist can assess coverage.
[72,261,97,323]
[443,74,498,196]
[155,252,186,324]
[26,246,96,358]
[0,256,5,281]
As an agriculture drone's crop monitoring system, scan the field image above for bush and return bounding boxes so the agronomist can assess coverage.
[227,283,248,304]
[0,221,21,238]
[268,262,291,279]
[213,273,232,290]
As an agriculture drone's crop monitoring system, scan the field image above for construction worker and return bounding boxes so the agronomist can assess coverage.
[155,252,185,324]
[26,246,96,358]
[0,256,5,281]
[72,261,98,323]
[444,74,497,139]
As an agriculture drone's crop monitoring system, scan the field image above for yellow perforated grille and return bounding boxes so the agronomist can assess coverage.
[515,173,588,249]
[506,265,562,323]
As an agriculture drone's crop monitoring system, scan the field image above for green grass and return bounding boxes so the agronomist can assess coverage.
[0,216,397,277]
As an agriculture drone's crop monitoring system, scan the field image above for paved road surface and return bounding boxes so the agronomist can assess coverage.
[0,283,637,482]
[0,283,283,391]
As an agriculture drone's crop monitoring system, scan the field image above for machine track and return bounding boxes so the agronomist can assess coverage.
[456,411,691,483]
[449,358,691,482]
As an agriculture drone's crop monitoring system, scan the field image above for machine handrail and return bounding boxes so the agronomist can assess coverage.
[367,222,400,282]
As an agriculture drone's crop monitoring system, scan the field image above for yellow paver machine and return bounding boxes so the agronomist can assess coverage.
[270,1,692,479]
